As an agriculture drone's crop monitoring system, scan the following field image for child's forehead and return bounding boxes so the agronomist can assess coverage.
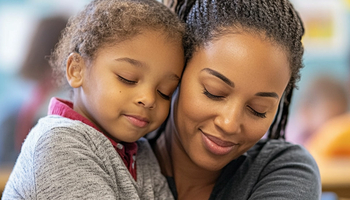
[85,28,184,82]
[97,29,182,54]
[98,28,182,50]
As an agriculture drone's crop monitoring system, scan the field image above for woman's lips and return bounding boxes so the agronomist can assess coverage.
[125,115,149,128]
[201,131,237,155]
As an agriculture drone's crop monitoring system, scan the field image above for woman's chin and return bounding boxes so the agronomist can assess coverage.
[191,154,231,172]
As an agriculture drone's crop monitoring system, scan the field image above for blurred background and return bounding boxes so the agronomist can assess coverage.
[0,0,350,199]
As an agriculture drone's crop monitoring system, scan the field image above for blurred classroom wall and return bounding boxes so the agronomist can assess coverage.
[286,0,350,147]
[291,0,350,112]
[0,0,91,90]
[0,0,92,162]
[285,1,350,198]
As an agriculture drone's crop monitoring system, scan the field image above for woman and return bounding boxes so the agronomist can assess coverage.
[148,0,321,199]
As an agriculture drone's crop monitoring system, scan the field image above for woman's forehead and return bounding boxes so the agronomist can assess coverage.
[186,32,291,96]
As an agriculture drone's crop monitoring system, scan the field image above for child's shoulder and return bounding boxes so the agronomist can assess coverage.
[136,137,148,146]
[135,137,160,166]
[136,137,154,153]
[26,115,110,150]
[34,115,94,136]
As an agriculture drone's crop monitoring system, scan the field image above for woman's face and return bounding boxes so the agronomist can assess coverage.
[174,32,290,171]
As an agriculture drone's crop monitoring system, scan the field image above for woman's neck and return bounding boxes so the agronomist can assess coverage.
[170,127,220,200]
[154,90,221,199]
[171,97,221,199]
[155,121,220,200]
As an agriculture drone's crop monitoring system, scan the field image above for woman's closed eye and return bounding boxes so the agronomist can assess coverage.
[117,75,137,85]
[203,87,225,100]
[247,106,266,118]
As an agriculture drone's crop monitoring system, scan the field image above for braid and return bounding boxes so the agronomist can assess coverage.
[170,0,197,22]
[170,0,305,139]
[268,88,293,139]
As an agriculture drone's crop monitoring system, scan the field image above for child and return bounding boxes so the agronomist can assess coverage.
[2,0,184,199]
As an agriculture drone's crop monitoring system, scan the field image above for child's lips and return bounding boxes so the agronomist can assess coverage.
[125,115,149,128]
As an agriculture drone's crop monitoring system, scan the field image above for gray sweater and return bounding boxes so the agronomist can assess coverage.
[2,115,174,200]
[164,139,322,200]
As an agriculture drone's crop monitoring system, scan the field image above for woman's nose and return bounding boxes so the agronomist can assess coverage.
[135,89,156,109]
[214,106,242,135]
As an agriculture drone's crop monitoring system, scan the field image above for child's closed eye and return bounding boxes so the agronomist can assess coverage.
[158,90,170,100]
[117,75,137,85]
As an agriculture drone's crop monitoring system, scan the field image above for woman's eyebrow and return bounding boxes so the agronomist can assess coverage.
[201,68,279,99]
[200,68,234,87]
[255,92,279,99]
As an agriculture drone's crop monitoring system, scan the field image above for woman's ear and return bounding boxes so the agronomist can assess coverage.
[66,53,85,88]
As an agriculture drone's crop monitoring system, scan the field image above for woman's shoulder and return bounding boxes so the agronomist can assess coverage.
[247,139,319,172]
[213,139,321,199]
[248,138,307,155]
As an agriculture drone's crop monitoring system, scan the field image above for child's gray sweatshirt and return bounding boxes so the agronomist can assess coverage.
[2,115,173,200]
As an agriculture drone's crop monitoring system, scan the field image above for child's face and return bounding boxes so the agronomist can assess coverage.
[72,30,184,142]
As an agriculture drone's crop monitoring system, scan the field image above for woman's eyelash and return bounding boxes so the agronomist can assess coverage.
[158,90,170,100]
[203,88,224,100]
[203,87,267,118]
[117,75,137,84]
[247,106,266,118]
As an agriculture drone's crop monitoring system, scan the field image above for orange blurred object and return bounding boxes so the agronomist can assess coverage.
[306,113,350,158]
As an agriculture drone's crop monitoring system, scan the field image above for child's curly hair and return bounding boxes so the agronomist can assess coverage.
[50,0,185,87]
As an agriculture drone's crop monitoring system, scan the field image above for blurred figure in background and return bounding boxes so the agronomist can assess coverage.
[286,75,349,146]
[304,70,350,199]
[286,74,350,198]
[0,15,68,165]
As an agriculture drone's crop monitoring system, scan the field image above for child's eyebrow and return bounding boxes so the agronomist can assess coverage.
[169,74,180,81]
[115,57,145,68]
[116,57,180,81]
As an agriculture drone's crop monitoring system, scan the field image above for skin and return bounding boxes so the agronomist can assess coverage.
[156,31,291,200]
[66,30,184,143]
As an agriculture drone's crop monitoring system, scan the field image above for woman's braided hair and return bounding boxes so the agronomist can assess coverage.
[168,0,305,139]
[50,0,184,89]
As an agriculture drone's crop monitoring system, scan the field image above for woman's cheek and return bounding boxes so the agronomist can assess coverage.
[179,87,208,124]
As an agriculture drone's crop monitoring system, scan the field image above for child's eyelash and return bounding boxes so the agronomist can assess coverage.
[117,75,170,100]
[158,90,170,100]
[117,75,137,84]
[203,88,224,100]
[247,106,266,118]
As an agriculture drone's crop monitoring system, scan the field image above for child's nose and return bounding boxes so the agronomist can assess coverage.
[135,90,156,109]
